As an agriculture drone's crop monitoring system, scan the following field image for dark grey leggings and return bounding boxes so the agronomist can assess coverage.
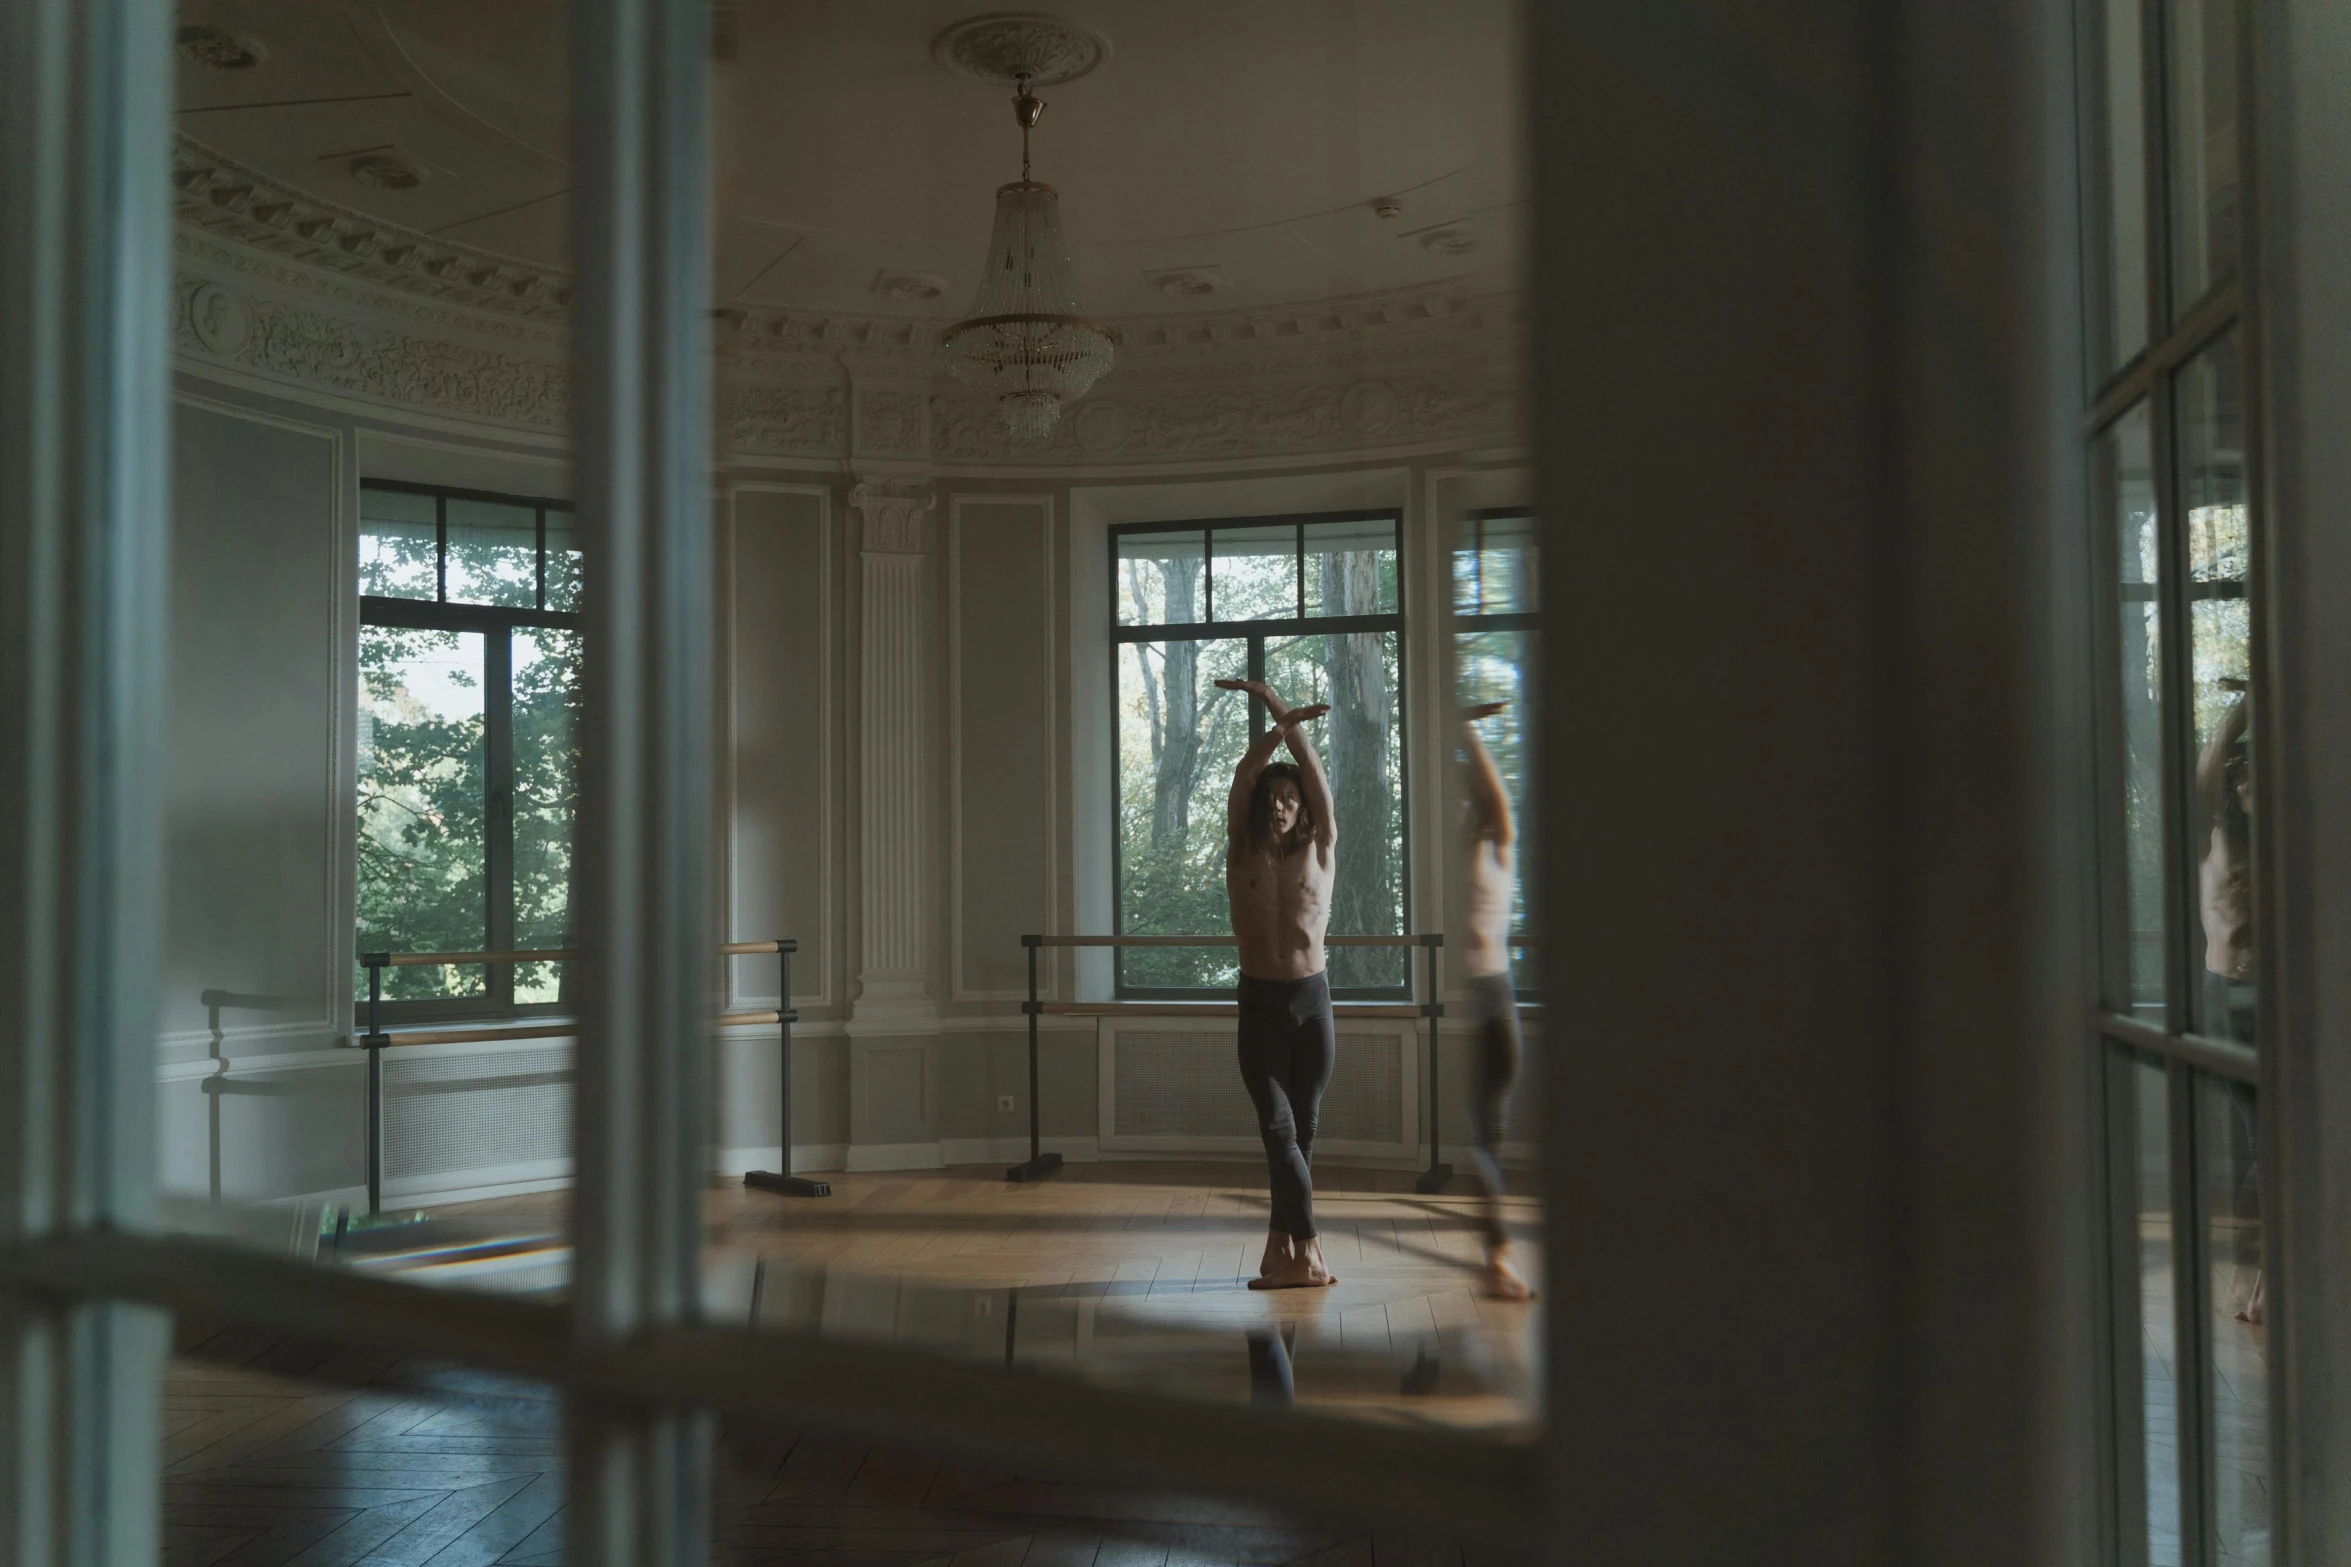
[1236,972,1337,1240]
[1465,972,1522,1249]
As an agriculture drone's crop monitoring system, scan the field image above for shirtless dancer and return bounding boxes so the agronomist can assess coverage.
[1216,677,1341,1290]
[1460,704,1533,1300]
[2199,680,2263,1324]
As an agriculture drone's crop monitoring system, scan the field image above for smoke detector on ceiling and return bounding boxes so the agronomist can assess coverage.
[177,25,266,71]
[349,155,426,191]
[873,270,948,303]
[1369,196,1405,219]
[1143,266,1228,298]
[931,12,1111,86]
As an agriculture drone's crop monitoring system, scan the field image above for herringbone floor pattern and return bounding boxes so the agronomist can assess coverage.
[162,1160,1537,1564]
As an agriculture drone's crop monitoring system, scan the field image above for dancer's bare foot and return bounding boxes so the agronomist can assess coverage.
[1481,1243,1534,1301]
[2235,1269,2266,1325]
[1258,1229,1293,1280]
[1462,701,1508,722]
[1249,1236,1338,1290]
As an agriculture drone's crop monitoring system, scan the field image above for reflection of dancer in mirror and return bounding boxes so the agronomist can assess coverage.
[2198,677,2263,1323]
[1217,677,1341,1290]
[1460,704,1533,1300]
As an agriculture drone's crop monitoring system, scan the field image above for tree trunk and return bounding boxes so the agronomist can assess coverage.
[1149,564,1203,857]
[1319,551,1396,986]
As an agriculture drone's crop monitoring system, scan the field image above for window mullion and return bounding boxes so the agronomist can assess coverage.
[2101,1047,2154,1567]
[485,628,516,1009]
[2167,1055,2218,1567]
[436,491,449,603]
[1248,635,1265,739]
[2154,372,2195,1037]
[2088,427,2138,1014]
[567,0,716,1558]
[2136,0,2172,344]
[1295,523,1306,620]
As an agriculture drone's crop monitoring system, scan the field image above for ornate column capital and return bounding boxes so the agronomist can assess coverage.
[848,476,935,555]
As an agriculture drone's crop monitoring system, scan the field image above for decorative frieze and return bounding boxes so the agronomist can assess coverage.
[173,276,573,430]
[932,372,1523,462]
[726,386,847,455]
[854,388,928,461]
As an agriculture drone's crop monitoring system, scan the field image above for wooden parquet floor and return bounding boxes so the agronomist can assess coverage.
[162,1162,1538,1565]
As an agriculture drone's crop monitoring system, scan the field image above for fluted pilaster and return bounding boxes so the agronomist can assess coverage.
[849,477,936,1016]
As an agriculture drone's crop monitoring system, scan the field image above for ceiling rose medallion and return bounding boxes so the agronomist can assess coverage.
[937,19,1117,441]
[931,13,1111,87]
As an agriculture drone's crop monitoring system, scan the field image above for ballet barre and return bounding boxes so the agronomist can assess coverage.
[1014,932,1447,1188]
[354,939,817,1215]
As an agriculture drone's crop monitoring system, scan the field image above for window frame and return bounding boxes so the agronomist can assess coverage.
[2075,0,2267,1558]
[358,478,583,1023]
[1107,509,1412,1001]
[1452,506,1540,998]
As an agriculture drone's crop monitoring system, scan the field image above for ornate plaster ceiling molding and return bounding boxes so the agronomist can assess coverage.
[174,138,571,321]
[179,133,1526,393]
[176,233,566,355]
[930,13,1111,87]
[170,138,1527,464]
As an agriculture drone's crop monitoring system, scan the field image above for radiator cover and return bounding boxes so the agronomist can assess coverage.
[1096,1018,1420,1160]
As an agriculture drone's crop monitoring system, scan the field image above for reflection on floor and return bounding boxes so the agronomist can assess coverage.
[444,1160,1544,1433]
[2140,1218,2270,1567]
[162,1329,1499,1566]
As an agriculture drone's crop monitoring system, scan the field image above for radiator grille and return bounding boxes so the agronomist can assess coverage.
[383,1044,574,1181]
[1111,1028,1403,1144]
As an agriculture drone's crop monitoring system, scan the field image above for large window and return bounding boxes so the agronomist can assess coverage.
[1112,513,1407,996]
[357,480,583,1014]
[2079,0,2263,1555]
[1453,509,1538,946]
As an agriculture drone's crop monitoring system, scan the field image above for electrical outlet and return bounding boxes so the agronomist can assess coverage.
[995,1094,1016,1113]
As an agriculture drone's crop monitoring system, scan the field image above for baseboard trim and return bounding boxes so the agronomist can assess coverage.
[710,1143,851,1178]
[936,1136,1100,1167]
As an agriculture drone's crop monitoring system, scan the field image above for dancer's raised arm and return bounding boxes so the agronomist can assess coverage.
[1219,679,1336,850]
[1461,701,1516,849]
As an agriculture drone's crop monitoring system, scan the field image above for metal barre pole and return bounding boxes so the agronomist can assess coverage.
[1025,933,1435,949]
[361,953,387,1216]
[1007,936,1062,1183]
[744,939,825,1199]
[380,947,580,967]
[1414,934,1452,1194]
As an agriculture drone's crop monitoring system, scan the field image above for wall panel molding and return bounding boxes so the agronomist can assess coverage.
[723,482,836,1011]
[162,391,349,1060]
[948,494,1059,1002]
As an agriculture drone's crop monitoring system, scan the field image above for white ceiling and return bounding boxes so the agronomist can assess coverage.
[174,1,1527,318]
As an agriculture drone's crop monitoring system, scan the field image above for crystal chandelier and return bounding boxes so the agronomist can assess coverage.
[940,76,1116,440]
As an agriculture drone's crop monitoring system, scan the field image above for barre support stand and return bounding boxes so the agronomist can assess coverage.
[744,940,828,1198]
[360,952,389,1216]
[1009,935,1063,1183]
[1413,934,1452,1194]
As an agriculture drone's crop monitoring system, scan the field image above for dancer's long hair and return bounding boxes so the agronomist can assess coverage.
[1247,762,1315,854]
